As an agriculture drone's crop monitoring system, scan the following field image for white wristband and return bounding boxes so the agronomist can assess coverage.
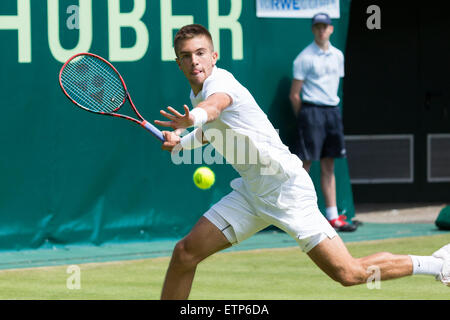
[180,128,204,150]
[190,108,208,127]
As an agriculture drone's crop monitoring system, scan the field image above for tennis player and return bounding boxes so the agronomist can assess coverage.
[155,24,449,299]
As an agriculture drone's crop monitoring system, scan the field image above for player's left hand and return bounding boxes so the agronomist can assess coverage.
[155,105,194,130]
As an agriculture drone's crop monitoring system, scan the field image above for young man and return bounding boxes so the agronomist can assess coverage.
[289,13,354,231]
[155,24,449,300]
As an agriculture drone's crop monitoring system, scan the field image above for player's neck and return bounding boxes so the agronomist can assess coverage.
[191,83,203,96]
[314,39,330,51]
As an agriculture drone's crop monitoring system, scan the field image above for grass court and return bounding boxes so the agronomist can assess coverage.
[0,233,448,300]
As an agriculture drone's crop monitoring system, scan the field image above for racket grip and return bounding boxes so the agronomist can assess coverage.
[141,120,165,142]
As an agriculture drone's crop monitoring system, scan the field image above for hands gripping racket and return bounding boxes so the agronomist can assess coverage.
[59,52,165,142]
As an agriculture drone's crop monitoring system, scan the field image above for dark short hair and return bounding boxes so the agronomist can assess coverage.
[174,24,213,57]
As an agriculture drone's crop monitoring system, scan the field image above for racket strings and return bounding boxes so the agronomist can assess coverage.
[61,55,126,113]
[64,57,123,111]
[63,57,123,112]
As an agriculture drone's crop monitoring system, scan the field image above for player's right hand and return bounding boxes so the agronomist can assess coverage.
[161,130,181,152]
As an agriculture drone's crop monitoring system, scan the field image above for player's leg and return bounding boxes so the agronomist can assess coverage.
[307,235,447,286]
[319,157,356,231]
[160,216,231,299]
[319,157,336,209]
[307,236,412,286]
[296,104,323,171]
[266,195,418,285]
[320,106,341,213]
[303,160,312,172]
[321,107,356,231]
[161,186,270,299]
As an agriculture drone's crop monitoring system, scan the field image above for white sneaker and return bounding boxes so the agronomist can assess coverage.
[432,244,450,286]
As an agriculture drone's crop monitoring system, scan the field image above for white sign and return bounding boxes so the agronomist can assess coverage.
[256,0,340,18]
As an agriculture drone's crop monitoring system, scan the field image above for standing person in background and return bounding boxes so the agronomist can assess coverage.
[289,13,356,232]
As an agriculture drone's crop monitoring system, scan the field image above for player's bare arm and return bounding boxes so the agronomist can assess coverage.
[195,92,232,122]
[155,92,232,130]
[157,92,230,152]
[289,79,303,116]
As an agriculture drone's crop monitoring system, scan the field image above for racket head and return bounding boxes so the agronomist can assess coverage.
[59,53,128,114]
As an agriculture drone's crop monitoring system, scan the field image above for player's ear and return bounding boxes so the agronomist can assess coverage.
[329,25,334,34]
[212,51,218,65]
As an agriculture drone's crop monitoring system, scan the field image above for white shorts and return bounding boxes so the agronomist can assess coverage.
[204,177,337,253]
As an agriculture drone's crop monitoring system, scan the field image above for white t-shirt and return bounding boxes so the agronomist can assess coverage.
[190,66,313,200]
[293,41,344,106]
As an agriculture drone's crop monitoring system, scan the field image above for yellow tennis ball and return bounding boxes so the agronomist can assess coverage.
[193,166,215,190]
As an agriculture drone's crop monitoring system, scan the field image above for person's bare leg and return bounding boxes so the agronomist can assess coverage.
[303,160,312,173]
[307,236,413,286]
[303,159,337,208]
[160,217,231,299]
[320,157,336,208]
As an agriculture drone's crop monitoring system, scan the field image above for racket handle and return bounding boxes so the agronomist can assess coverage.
[141,120,165,142]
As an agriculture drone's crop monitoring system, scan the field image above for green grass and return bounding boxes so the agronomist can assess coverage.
[0,234,448,299]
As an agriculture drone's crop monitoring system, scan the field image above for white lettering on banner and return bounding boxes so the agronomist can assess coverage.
[0,0,31,63]
[108,0,149,62]
[161,0,243,61]
[0,0,244,63]
[160,0,194,62]
[256,0,340,18]
[48,0,92,63]
[208,0,243,60]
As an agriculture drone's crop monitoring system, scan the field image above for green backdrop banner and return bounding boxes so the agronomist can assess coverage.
[0,0,353,251]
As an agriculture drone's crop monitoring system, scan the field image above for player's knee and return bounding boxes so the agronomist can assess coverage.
[172,240,200,269]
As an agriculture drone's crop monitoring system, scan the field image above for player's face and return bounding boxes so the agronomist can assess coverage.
[312,23,334,43]
[176,36,218,94]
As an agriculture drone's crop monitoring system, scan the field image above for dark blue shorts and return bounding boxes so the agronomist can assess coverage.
[296,102,346,161]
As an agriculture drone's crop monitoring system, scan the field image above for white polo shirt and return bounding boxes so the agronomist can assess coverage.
[293,41,344,106]
[190,66,316,205]
[191,67,335,249]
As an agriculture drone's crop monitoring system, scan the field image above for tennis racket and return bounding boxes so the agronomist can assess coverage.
[59,52,165,142]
